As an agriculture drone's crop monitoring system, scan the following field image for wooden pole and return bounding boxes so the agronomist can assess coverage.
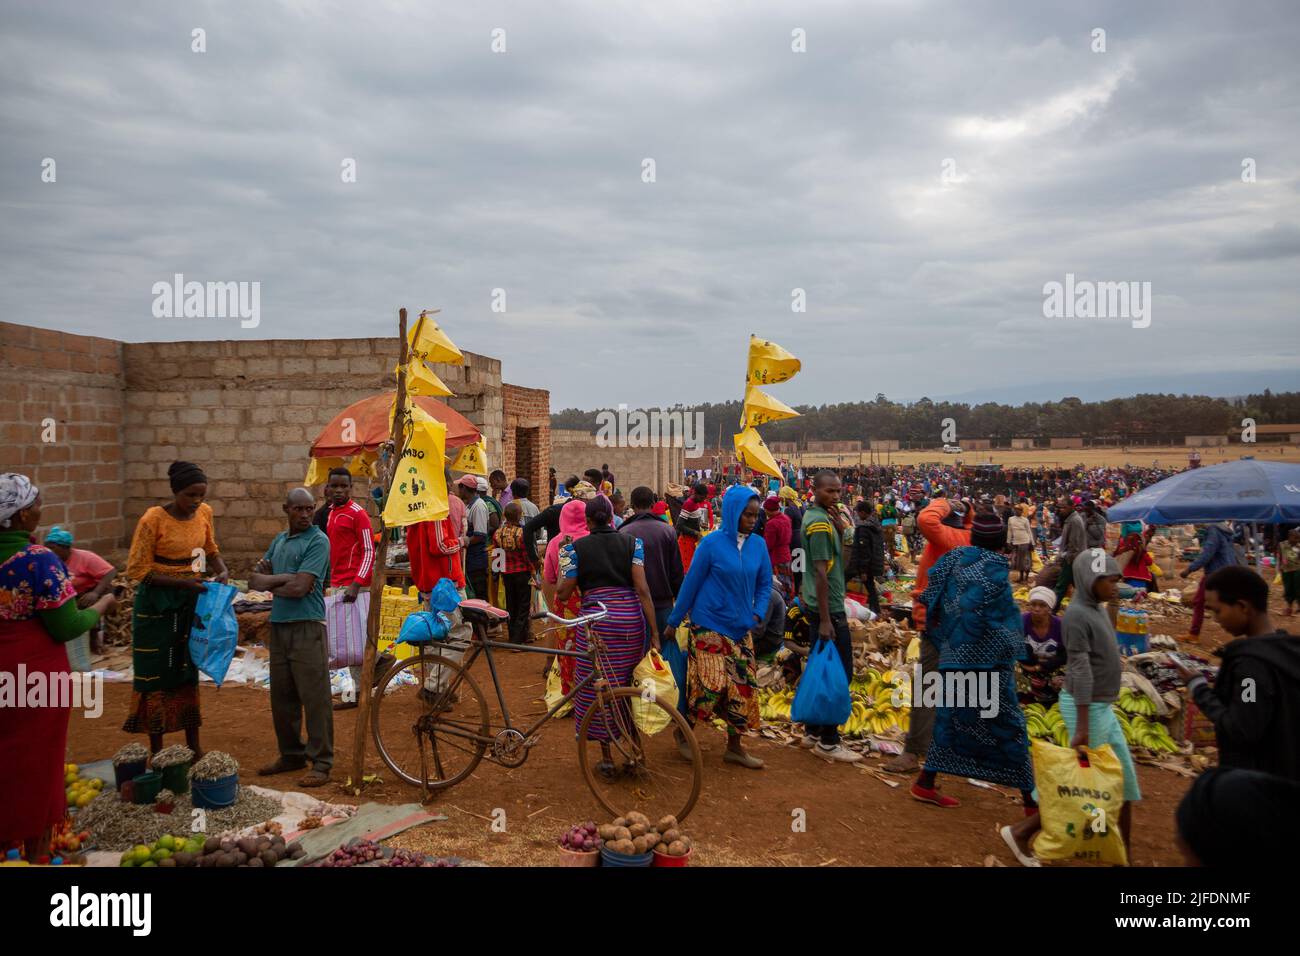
[349,306,410,793]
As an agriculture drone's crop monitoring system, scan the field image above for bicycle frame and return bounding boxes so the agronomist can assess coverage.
[412,619,617,752]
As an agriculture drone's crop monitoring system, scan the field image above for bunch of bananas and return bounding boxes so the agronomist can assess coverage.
[758,688,796,722]
[1116,712,1180,753]
[1025,698,1180,754]
[756,667,912,737]
[1023,702,1070,747]
[1117,687,1159,718]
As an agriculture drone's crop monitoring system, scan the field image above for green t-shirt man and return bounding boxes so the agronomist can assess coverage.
[801,504,847,616]
[263,526,331,623]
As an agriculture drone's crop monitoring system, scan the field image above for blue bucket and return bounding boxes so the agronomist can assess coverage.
[190,772,239,809]
[599,845,654,868]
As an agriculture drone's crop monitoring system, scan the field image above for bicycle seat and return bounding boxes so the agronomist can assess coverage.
[458,599,509,625]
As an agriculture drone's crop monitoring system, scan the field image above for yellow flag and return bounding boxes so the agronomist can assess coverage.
[349,450,379,479]
[305,457,346,487]
[741,384,800,428]
[451,440,487,476]
[397,360,452,397]
[408,312,464,366]
[734,427,782,478]
[745,335,801,386]
[381,417,450,528]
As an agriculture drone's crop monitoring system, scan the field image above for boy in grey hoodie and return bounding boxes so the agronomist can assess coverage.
[1001,548,1141,866]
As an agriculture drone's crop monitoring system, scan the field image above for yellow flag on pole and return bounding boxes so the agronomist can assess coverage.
[744,335,801,386]
[734,427,782,478]
[450,440,487,476]
[408,311,464,366]
[397,360,453,398]
[741,384,800,428]
[381,417,450,528]
[305,457,346,487]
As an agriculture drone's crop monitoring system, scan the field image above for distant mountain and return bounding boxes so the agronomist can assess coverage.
[927,370,1300,406]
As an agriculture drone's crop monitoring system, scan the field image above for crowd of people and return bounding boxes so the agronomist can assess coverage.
[3,453,1299,867]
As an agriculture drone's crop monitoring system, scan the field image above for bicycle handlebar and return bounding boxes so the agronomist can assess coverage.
[529,602,608,626]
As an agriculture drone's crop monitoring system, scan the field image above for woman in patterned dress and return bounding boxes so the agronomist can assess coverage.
[0,474,116,858]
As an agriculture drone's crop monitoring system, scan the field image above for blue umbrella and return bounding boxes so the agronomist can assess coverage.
[1107,458,1300,525]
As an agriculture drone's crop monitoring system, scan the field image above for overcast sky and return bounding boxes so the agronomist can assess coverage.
[3,0,1297,409]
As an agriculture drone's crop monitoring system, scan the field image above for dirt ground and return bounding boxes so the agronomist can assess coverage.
[789,444,1299,470]
[69,593,1257,867]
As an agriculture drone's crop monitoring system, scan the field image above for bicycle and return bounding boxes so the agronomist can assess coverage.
[371,599,704,823]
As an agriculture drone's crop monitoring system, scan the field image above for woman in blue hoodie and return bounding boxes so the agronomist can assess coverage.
[664,484,772,769]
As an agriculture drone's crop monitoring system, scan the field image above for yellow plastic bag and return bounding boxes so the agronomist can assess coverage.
[1031,739,1129,866]
[630,649,679,735]
[544,658,573,718]
[1149,562,1164,578]
[1031,550,1043,572]
[674,624,690,653]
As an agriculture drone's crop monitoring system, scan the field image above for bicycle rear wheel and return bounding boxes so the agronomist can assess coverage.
[371,651,489,790]
[577,686,703,824]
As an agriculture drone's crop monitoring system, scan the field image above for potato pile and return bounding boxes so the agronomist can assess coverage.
[597,811,693,857]
[174,833,305,867]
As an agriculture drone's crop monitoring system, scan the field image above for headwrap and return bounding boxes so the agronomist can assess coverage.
[0,473,38,528]
[651,501,668,517]
[762,495,780,512]
[571,481,598,501]
[779,485,798,503]
[1027,586,1057,610]
[457,474,479,490]
[475,477,489,494]
[167,460,207,493]
[45,525,74,547]
[970,511,1006,551]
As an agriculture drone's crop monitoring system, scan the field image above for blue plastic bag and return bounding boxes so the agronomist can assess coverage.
[189,581,239,686]
[790,638,851,726]
[658,637,689,715]
[397,610,451,644]
[428,578,462,615]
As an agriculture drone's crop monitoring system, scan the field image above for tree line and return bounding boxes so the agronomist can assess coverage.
[551,390,1300,446]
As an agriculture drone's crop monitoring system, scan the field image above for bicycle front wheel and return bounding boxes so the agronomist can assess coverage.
[577,686,703,825]
[371,650,489,791]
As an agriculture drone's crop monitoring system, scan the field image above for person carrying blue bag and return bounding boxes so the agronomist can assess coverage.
[793,471,862,764]
[249,488,334,788]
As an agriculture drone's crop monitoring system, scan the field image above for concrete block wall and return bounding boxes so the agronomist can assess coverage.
[502,384,551,503]
[0,322,126,557]
[120,337,506,570]
[551,428,684,497]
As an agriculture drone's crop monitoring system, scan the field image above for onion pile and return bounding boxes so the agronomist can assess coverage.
[320,839,384,867]
[558,821,601,853]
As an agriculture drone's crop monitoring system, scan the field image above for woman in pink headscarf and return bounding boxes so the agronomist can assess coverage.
[541,499,590,696]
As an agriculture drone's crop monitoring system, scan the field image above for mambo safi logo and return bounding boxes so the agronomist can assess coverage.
[594,404,704,457]
[1042,272,1151,329]
[151,273,260,328]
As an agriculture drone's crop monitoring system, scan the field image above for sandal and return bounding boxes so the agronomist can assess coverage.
[298,770,330,788]
[1000,825,1041,867]
[257,758,307,776]
[910,783,960,808]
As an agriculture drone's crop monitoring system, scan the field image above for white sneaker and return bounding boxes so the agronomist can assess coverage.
[799,734,817,749]
[814,744,863,763]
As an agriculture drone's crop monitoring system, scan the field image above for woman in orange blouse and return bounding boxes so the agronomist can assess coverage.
[123,461,227,755]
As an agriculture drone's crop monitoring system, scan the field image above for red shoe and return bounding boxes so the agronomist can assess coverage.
[910,783,960,808]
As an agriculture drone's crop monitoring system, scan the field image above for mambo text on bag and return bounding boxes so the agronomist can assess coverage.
[380,414,449,528]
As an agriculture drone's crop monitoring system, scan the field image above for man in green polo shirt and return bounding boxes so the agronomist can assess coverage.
[799,470,862,764]
[249,487,334,787]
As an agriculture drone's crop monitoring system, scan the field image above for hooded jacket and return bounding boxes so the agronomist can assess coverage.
[543,499,590,585]
[1187,523,1240,576]
[1191,631,1300,781]
[667,485,772,641]
[1062,548,1122,705]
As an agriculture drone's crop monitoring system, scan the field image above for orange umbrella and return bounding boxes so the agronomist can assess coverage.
[309,391,481,459]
